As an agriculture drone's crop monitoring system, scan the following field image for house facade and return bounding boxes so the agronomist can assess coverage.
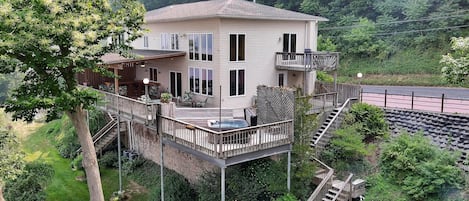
[128,0,328,108]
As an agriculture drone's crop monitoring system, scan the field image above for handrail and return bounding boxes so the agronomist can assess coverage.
[331,173,353,201]
[93,121,118,144]
[308,157,334,201]
[161,115,293,135]
[92,119,116,140]
[313,98,357,145]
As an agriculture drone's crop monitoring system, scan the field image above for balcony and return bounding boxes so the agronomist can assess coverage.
[91,87,294,161]
[275,52,339,72]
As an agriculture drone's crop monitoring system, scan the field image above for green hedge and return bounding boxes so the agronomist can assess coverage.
[4,162,54,201]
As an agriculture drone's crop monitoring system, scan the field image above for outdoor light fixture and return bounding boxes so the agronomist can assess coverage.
[357,72,363,78]
[143,78,150,85]
[140,61,146,68]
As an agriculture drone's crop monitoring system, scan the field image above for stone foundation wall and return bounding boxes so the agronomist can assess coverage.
[131,123,217,183]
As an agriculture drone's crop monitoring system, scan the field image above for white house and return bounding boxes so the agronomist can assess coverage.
[127,0,329,108]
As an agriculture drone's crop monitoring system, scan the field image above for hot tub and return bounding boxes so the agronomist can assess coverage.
[207,119,251,144]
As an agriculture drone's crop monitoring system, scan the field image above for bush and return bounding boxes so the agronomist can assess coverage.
[380,133,465,200]
[4,162,54,201]
[99,150,119,168]
[124,159,196,201]
[71,154,83,171]
[345,103,388,142]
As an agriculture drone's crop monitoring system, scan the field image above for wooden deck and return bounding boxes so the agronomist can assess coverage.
[90,87,294,159]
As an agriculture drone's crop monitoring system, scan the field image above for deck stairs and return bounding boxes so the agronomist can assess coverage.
[311,107,348,155]
[77,113,127,154]
[312,168,353,201]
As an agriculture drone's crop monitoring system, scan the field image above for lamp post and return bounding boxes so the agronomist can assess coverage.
[143,78,150,101]
[357,72,363,85]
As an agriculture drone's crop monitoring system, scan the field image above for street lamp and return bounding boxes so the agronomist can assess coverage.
[143,78,150,101]
[357,72,363,85]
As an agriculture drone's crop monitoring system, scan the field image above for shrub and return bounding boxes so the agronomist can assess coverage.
[4,162,54,201]
[160,92,172,103]
[380,133,465,200]
[345,103,388,141]
[122,157,145,176]
[71,154,84,171]
[275,193,299,201]
[99,150,119,168]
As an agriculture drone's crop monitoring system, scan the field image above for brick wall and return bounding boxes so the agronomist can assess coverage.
[131,123,217,183]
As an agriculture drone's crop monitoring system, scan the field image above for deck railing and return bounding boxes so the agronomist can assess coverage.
[315,82,361,104]
[93,89,159,124]
[275,52,340,71]
[308,158,334,201]
[332,173,353,201]
[309,92,338,113]
[161,116,294,159]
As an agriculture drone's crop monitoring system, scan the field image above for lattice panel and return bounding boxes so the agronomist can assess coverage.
[311,52,339,72]
[257,86,295,124]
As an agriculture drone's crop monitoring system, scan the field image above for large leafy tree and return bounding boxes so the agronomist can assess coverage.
[441,37,469,84]
[0,1,145,200]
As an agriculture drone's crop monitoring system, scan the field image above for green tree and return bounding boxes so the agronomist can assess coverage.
[441,37,469,84]
[0,127,24,201]
[380,133,464,200]
[0,1,145,200]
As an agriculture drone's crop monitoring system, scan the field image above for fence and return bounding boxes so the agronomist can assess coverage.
[315,82,361,104]
[361,89,469,114]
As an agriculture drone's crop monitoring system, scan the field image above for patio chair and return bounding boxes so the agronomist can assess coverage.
[195,97,208,107]
[178,91,193,106]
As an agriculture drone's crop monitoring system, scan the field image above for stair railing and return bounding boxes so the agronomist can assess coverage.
[308,157,334,201]
[76,117,118,153]
[331,173,353,201]
[313,97,357,155]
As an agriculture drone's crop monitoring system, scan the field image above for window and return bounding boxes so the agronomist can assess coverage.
[150,68,158,82]
[143,36,149,48]
[161,33,179,50]
[283,33,296,60]
[230,34,245,61]
[111,33,125,48]
[189,67,213,96]
[188,33,213,61]
[277,72,287,87]
[229,69,245,96]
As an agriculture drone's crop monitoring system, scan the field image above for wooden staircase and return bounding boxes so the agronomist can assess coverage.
[77,113,127,154]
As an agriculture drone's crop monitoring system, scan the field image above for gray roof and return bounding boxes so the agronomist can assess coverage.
[102,50,186,65]
[145,0,328,23]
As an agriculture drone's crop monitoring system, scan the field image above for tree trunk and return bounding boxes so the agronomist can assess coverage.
[0,185,5,201]
[66,106,104,201]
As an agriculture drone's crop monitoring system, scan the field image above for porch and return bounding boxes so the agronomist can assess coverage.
[77,49,186,100]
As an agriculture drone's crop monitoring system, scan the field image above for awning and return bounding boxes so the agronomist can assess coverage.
[101,49,186,66]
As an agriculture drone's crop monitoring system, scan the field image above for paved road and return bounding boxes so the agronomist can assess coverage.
[362,85,469,99]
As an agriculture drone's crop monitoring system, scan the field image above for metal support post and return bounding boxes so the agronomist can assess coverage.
[411,91,414,110]
[384,89,387,108]
[157,104,164,201]
[287,151,291,192]
[441,93,445,113]
[221,167,226,201]
[117,115,122,194]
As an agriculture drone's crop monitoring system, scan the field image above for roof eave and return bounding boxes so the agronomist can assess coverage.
[145,15,328,23]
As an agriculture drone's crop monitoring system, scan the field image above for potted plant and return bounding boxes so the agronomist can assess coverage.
[160,92,172,103]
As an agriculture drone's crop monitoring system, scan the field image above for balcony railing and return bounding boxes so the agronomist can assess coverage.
[85,86,295,159]
[161,116,294,159]
[275,52,339,71]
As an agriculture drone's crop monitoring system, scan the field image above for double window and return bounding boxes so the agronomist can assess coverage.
[283,33,296,60]
[189,67,213,96]
[161,33,179,50]
[229,69,245,96]
[150,68,158,82]
[229,34,245,61]
[188,33,213,61]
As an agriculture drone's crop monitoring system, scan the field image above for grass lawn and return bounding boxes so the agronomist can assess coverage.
[17,117,148,201]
